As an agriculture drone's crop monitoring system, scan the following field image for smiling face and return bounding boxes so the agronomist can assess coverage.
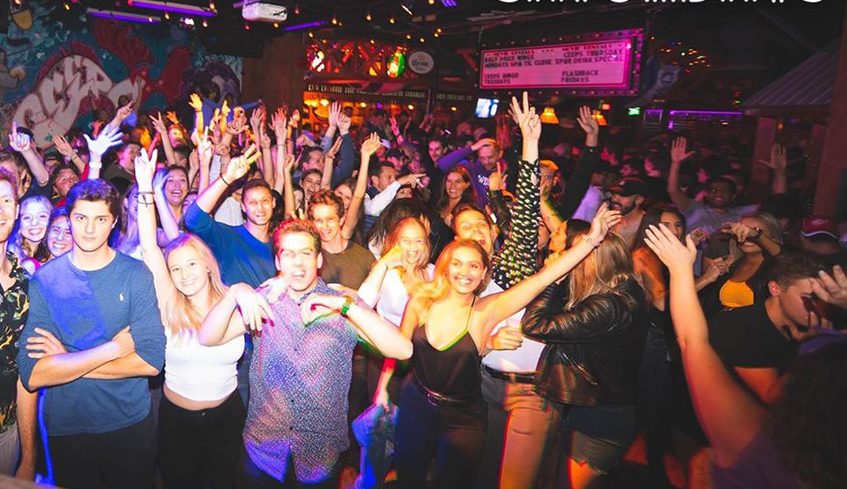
[447,245,487,295]
[705,181,734,209]
[70,200,116,254]
[167,245,210,297]
[241,186,275,227]
[428,140,444,162]
[739,216,765,254]
[20,199,51,244]
[453,208,495,256]
[334,184,353,210]
[311,203,343,244]
[301,172,322,198]
[304,149,324,172]
[46,215,72,258]
[397,221,428,267]
[0,181,18,244]
[444,170,469,200]
[275,232,322,294]
[54,168,80,197]
[164,169,189,207]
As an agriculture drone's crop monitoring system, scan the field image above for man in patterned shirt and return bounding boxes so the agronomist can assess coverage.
[0,169,36,478]
[199,219,412,488]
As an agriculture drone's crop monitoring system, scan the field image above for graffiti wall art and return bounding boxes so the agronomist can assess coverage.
[0,2,242,147]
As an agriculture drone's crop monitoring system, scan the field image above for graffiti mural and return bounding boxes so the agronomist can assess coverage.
[0,2,242,147]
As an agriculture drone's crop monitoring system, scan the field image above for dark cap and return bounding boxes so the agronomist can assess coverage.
[609,177,648,197]
[386,147,406,160]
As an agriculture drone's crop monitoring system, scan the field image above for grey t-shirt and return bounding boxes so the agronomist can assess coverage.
[684,200,758,235]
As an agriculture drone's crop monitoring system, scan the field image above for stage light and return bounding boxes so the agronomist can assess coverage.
[540,107,558,124]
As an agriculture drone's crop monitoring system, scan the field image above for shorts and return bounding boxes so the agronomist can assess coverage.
[560,404,637,473]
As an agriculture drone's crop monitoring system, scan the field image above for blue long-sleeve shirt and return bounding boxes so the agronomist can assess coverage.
[437,146,490,208]
[17,253,166,436]
[184,201,275,288]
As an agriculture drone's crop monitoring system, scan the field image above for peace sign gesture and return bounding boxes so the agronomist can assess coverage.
[134,148,159,191]
[222,144,259,184]
[509,91,541,143]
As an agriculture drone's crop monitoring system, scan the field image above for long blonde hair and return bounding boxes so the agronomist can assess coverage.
[566,232,642,310]
[412,239,490,308]
[162,234,227,337]
[384,217,431,272]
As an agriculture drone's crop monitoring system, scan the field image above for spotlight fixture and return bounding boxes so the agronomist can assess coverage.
[400,0,414,16]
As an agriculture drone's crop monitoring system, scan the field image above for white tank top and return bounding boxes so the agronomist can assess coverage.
[164,330,245,402]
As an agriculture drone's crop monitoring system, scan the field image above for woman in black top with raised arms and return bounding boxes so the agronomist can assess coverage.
[394,204,621,489]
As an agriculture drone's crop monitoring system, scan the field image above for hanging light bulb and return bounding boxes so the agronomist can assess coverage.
[331,14,338,25]
[366,11,372,21]
[209,1,216,11]
[273,22,279,28]
[202,19,208,27]
[294,4,300,15]
[389,16,395,24]
[308,31,314,38]
[164,11,170,20]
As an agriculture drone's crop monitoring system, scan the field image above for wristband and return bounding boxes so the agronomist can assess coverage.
[220,174,231,186]
[340,295,354,317]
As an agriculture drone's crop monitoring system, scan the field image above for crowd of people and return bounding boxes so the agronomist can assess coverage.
[0,86,844,489]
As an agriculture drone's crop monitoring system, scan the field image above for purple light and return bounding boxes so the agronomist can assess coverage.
[668,110,743,117]
[88,9,160,23]
[442,0,458,6]
[283,20,327,32]
[130,0,215,17]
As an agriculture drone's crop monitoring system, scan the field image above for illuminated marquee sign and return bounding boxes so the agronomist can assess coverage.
[480,29,642,96]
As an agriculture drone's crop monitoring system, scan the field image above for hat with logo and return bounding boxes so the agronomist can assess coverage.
[801,214,838,240]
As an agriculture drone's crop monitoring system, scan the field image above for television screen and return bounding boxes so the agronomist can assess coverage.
[475,98,499,118]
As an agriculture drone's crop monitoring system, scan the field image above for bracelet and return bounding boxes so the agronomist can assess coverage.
[220,174,231,186]
[340,295,354,317]
[137,193,154,205]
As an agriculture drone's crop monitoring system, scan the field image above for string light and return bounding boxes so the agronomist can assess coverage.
[202,19,208,27]
[294,4,300,15]
[273,22,279,28]
[331,14,338,25]
[389,16,395,24]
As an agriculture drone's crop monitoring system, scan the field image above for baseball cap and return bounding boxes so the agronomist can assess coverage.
[801,214,838,239]
[609,177,648,197]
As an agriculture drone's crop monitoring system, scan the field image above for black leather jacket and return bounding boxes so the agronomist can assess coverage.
[522,279,648,407]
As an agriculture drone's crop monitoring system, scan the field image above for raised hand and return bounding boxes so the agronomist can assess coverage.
[509,91,541,142]
[270,107,288,139]
[115,101,134,123]
[760,143,787,172]
[53,134,74,158]
[25,327,67,359]
[326,137,343,160]
[189,93,203,112]
[165,111,180,126]
[576,105,598,144]
[471,137,497,152]
[150,112,168,135]
[283,153,296,174]
[225,118,247,136]
[720,221,760,244]
[361,133,381,158]
[250,106,265,129]
[379,245,404,269]
[701,257,729,283]
[134,148,158,190]
[389,116,400,136]
[586,203,622,245]
[644,223,698,275]
[812,265,847,311]
[328,102,341,128]
[230,283,274,334]
[488,165,503,191]
[671,137,695,164]
[221,100,231,119]
[84,125,124,158]
[223,144,259,183]
[8,122,32,153]
[289,109,301,127]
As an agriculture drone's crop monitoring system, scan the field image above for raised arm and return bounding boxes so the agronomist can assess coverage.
[188,93,205,134]
[556,106,599,219]
[342,133,380,240]
[198,283,271,346]
[134,148,177,307]
[302,294,413,360]
[8,123,49,186]
[105,101,133,134]
[53,134,86,174]
[760,143,788,195]
[357,246,402,307]
[321,137,342,189]
[492,92,541,289]
[332,115,356,187]
[194,144,259,214]
[150,112,177,168]
[83,125,124,181]
[480,204,621,335]
[643,223,766,468]
[668,137,695,212]
[321,102,340,153]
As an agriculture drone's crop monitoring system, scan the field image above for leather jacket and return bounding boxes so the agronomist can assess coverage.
[522,279,648,407]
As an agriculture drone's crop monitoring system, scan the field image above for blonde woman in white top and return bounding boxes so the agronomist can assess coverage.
[358,217,434,407]
[135,148,270,489]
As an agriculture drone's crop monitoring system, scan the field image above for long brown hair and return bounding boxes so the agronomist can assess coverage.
[566,232,642,310]
[162,234,227,338]
[412,239,490,308]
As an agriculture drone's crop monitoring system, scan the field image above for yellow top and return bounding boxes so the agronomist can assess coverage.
[719,280,755,308]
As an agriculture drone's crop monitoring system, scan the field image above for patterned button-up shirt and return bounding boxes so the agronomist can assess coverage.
[244,279,359,483]
[0,253,29,434]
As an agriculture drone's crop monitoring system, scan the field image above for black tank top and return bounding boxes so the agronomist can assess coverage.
[410,299,481,400]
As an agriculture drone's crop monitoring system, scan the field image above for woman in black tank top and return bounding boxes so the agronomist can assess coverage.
[394,204,621,489]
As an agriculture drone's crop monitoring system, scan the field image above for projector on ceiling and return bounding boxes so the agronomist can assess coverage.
[242,2,288,23]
